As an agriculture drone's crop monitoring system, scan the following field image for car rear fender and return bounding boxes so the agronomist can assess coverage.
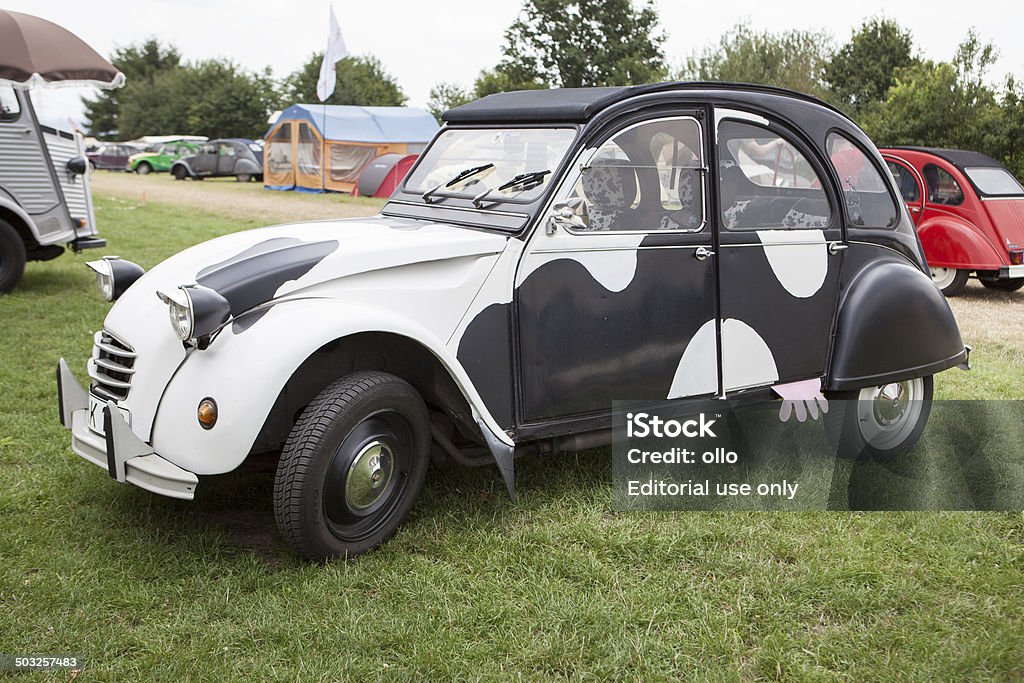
[828,257,967,391]
[149,297,512,476]
[917,214,1005,269]
[235,159,261,175]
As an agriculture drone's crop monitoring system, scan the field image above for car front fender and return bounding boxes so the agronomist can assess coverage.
[828,257,968,391]
[170,161,193,177]
[149,297,512,476]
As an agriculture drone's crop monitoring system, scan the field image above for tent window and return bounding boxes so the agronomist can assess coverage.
[330,144,376,182]
[297,122,321,176]
[267,124,293,175]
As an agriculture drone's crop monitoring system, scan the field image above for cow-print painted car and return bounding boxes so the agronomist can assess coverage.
[58,83,969,560]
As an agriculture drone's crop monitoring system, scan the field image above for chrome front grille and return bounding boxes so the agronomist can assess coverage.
[88,330,136,401]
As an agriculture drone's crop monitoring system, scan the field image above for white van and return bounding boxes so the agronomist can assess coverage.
[0,85,104,292]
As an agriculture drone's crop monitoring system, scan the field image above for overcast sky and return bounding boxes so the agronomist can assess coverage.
[10,0,1023,131]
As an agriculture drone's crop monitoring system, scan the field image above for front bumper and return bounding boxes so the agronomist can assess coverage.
[57,358,198,500]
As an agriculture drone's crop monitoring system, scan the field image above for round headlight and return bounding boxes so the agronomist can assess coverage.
[157,288,194,341]
[85,257,145,302]
[157,285,231,344]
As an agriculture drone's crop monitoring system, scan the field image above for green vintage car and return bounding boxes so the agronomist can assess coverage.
[127,140,201,174]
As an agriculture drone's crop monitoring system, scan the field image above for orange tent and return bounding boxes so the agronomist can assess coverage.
[264,104,438,193]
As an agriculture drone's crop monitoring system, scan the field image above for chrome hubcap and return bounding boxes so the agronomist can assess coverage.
[857,378,923,450]
[344,441,394,511]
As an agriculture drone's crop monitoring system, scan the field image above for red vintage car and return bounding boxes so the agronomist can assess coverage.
[880,147,1024,295]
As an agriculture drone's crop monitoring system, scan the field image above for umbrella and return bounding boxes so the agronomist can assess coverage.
[0,9,124,89]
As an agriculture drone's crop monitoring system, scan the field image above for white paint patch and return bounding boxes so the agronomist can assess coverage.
[667,319,718,399]
[517,248,640,293]
[755,230,828,298]
[722,319,778,391]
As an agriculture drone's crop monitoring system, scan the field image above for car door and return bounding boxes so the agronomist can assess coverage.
[516,114,719,423]
[194,144,217,175]
[885,157,924,225]
[714,113,844,391]
[217,142,237,175]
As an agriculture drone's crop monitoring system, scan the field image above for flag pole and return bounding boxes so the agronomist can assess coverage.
[316,4,348,193]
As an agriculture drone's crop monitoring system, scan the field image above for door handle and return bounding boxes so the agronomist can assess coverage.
[694,246,715,261]
[828,242,848,255]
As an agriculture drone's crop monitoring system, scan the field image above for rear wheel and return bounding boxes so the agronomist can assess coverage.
[172,166,187,181]
[136,162,152,175]
[978,272,1024,292]
[929,267,969,296]
[825,375,933,460]
[0,219,27,294]
[273,371,430,561]
[236,174,252,182]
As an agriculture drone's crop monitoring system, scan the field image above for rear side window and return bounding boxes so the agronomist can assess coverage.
[965,166,1024,196]
[826,133,898,228]
[923,164,964,205]
[0,87,20,121]
[718,120,830,230]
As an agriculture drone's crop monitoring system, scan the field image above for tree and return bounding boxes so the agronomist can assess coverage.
[493,0,667,89]
[680,23,833,100]
[860,31,1004,160]
[82,39,181,138]
[824,18,918,112]
[427,82,473,121]
[282,54,406,106]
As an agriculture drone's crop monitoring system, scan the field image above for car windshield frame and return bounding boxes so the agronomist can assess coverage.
[964,166,1024,197]
[402,126,578,206]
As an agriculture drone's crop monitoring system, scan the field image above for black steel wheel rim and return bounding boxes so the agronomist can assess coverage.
[322,411,413,542]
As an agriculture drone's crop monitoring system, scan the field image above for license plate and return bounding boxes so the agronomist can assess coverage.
[88,395,130,436]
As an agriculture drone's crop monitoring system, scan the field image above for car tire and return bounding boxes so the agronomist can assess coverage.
[273,371,430,561]
[929,267,969,296]
[825,375,933,460]
[136,162,152,175]
[172,166,187,181]
[236,174,252,183]
[0,219,27,294]
[978,274,1024,292]
[88,161,96,173]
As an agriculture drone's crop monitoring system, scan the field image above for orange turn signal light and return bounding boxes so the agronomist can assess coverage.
[197,398,218,430]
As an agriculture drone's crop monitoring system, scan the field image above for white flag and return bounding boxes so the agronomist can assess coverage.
[316,6,349,102]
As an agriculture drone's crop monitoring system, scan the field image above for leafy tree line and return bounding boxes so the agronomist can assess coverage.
[84,40,405,140]
[427,3,1024,179]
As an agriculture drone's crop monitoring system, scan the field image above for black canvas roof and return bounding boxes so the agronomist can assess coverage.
[887,146,1004,170]
[442,81,842,124]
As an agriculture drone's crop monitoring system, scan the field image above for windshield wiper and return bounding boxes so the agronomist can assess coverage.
[471,169,551,208]
[422,163,495,203]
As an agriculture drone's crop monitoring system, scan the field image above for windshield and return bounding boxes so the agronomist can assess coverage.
[404,128,576,203]
[965,166,1024,196]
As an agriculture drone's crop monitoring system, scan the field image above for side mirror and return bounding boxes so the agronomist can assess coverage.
[66,156,88,176]
[547,197,586,235]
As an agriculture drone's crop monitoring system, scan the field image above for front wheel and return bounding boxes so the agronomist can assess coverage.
[825,375,933,460]
[0,219,27,294]
[136,162,152,175]
[273,371,430,561]
[172,166,188,181]
[929,267,969,296]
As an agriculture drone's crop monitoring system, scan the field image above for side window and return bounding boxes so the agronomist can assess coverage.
[718,120,830,230]
[826,133,898,228]
[202,143,217,155]
[0,87,20,122]
[922,163,964,206]
[219,143,236,157]
[569,117,705,232]
[886,161,920,202]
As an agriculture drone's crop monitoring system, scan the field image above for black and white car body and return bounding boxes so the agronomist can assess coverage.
[58,83,969,560]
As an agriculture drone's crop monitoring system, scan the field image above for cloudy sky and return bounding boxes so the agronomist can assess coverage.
[9,0,1023,130]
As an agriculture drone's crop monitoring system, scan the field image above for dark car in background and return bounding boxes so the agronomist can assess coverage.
[171,139,263,182]
[86,143,138,171]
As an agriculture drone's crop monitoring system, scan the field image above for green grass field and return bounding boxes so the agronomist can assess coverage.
[1,195,1022,681]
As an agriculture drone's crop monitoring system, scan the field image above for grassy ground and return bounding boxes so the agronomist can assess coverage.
[0,189,1021,681]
